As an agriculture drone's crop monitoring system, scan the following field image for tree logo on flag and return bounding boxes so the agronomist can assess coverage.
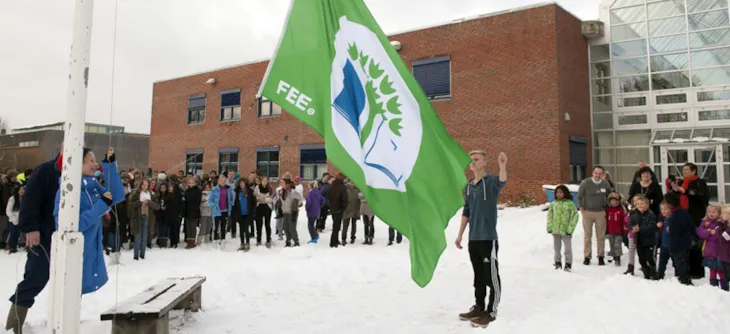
[330,16,422,192]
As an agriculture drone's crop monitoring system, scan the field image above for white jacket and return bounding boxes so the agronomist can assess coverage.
[5,197,19,225]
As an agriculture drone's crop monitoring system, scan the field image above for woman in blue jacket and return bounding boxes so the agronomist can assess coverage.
[208,175,234,240]
[53,148,125,294]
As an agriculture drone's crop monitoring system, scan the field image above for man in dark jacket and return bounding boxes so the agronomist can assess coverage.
[6,152,62,332]
[182,178,202,249]
[327,173,348,248]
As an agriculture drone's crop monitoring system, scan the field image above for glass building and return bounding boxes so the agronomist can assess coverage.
[590,0,730,202]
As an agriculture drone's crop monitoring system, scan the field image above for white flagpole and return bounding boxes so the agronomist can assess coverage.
[48,0,96,332]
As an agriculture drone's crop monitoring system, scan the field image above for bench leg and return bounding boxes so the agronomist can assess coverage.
[174,286,202,312]
[110,313,169,334]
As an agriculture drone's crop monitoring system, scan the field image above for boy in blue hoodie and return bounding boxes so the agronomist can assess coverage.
[657,193,696,285]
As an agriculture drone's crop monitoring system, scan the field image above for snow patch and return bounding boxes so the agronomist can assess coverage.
[693,136,710,142]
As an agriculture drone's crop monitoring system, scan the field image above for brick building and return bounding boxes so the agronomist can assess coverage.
[149,3,591,202]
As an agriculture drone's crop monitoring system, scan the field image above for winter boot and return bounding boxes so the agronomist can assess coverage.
[244,244,251,252]
[458,305,485,321]
[710,279,719,287]
[185,239,195,249]
[471,314,496,328]
[8,248,17,254]
[598,257,606,266]
[238,245,246,251]
[720,280,729,291]
[265,241,272,248]
[293,242,300,247]
[285,241,292,248]
[564,263,572,272]
[583,258,590,266]
[350,236,356,244]
[341,240,347,246]
[623,264,635,276]
[388,241,394,246]
[553,262,562,270]
[5,303,28,334]
[614,256,621,266]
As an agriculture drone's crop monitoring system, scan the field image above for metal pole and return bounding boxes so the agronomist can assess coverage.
[48,0,96,332]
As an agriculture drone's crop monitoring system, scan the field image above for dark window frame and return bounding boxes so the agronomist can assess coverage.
[185,149,204,176]
[258,97,282,118]
[218,148,239,175]
[256,147,280,179]
[299,144,327,181]
[220,89,242,122]
[413,56,451,100]
[187,94,206,125]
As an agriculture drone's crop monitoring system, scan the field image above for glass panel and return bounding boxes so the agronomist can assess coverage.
[650,35,688,53]
[595,148,615,165]
[590,45,611,62]
[712,128,730,139]
[657,112,688,123]
[618,114,649,125]
[591,61,611,78]
[595,131,615,147]
[272,103,282,115]
[592,78,612,95]
[612,23,648,42]
[688,10,730,31]
[259,100,271,116]
[301,165,315,180]
[687,0,728,13]
[616,75,651,92]
[648,16,687,37]
[612,40,648,58]
[611,5,646,25]
[698,89,730,101]
[617,129,652,145]
[699,109,730,120]
[650,53,689,71]
[691,47,730,69]
[617,148,651,165]
[594,113,614,130]
[692,66,730,86]
[613,57,649,75]
[656,93,688,104]
[654,130,674,141]
[698,165,719,183]
[689,28,730,49]
[593,95,613,112]
[652,71,691,89]
[612,0,645,9]
[648,0,686,19]
[695,148,718,163]
[724,147,730,161]
[668,149,690,163]
[693,128,713,139]
[618,95,648,107]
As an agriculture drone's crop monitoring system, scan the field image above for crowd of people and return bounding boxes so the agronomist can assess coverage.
[547,161,729,292]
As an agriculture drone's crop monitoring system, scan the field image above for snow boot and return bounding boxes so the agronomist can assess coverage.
[458,305,485,321]
[614,256,621,266]
[388,241,394,246]
[553,262,562,270]
[720,280,729,291]
[5,303,28,334]
[350,236,356,244]
[265,241,272,248]
[341,240,347,246]
[470,314,496,328]
[285,241,292,248]
[294,242,300,247]
[598,257,606,266]
[238,245,246,251]
[244,244,251,252]
[564,263,572,272]
[710,279,719,287]
[624,264,635,276]
[185,239,196,249]
[583,258,590,266]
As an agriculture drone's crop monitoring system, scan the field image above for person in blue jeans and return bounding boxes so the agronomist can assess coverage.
[6,149,62,333]
[130,178,160,260]
[5,184,24,253]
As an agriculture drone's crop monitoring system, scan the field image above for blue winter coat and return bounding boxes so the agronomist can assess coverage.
[208,185,234,217]
[53,161,125,294]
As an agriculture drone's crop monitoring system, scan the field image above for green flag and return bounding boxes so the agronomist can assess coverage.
[260,0,470,287]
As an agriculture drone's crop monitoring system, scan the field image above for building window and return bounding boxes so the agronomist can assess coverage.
[188,94,206,124]
[185,150,204,176]
[569,137,587,184]
[256,147,279,178]
[300,145,327,180]
[218,149,239,175]
[258,97,282,117]
[413,56,451,100]
[220,89,241,121]
[18,141,39,147]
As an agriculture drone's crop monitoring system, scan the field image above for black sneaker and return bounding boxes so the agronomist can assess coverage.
[458,305,485,321]
[553,262,562,270]
[388,241,394,246]
[623,264,635,276]
[598,257,606,266]
[564,263,572,272]
[341,240,347,246]
[583,258,590,266]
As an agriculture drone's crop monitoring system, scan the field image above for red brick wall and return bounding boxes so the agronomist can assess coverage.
[149,4,589,204]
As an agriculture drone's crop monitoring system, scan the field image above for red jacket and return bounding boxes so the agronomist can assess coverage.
[606,206,625,235]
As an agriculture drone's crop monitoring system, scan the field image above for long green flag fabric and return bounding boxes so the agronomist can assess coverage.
[260,0,470,287]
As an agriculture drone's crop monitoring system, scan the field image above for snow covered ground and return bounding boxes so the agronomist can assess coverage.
[2,206,729,333]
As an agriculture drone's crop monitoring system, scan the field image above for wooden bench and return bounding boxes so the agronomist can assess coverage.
[100,276,206,334]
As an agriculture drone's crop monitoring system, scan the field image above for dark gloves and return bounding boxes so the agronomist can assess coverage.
[101,196,113,206]
[103,153,116,163]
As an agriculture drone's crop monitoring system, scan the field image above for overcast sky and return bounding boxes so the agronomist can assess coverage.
[0,0,601,134]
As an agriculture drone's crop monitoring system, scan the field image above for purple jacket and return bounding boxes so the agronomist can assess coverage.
[717,220,730,263]
[305,188,325,218]
[697,218,722,259]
